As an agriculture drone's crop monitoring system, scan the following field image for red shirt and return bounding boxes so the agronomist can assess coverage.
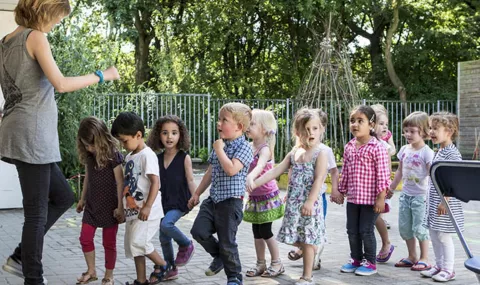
[339,137,391,205]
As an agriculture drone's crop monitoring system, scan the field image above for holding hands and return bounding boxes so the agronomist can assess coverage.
[330,191,344,205]
[188,193,200,209]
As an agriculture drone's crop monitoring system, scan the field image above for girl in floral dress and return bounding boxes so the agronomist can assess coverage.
[250,108,328,285]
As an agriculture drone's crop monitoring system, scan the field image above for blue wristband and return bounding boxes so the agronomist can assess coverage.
[94,70,104,84]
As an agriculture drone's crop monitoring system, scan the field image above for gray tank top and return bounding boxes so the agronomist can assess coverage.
[0,28,61,164]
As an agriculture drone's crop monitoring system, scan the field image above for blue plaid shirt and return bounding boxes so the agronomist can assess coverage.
[208,135,253,203]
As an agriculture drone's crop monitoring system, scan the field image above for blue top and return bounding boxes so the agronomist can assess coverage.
[208,135,253,203]
[158,150,191,214]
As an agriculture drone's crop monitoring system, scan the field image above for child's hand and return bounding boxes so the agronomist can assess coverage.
[138,204,151,221]
[213,139,225,152]
[301,200,314,216]
[437,202,448,215]
[76,200,85,213]
[103,66,120,81]
[114,208,125,223]
[188,193,200,209]
[386,190,394,199]
[374,198,385,214]
[246,176,255,193]
[330,191,344,205]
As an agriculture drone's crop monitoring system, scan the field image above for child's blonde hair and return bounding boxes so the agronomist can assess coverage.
[252,109,276,159]
[77,117,119,168]
[219,102,252,132]
[293,107,324,148]
[403,111,430,139]
[371,104,388,117]
[430,111,459,141]
[15,0,71,30]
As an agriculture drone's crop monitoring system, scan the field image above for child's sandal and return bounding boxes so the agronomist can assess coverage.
[101,278,114,285]
[125,280,149,285]
[76,272,98,284]
[261,259,285,277]
[149,264,168,285]
[246,260,267,277]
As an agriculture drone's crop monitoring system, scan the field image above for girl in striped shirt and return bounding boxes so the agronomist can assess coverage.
[338,105,391,276]
[420,112,464,282]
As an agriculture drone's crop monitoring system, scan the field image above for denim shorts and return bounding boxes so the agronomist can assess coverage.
[398,193,429,241]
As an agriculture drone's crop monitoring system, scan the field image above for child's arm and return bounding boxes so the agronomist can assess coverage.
[338,147,350,196]
[329,167,343,204]
[188,165,212,209]
[374,146,391,213]
[28,31,119,93]
[76,167,88,213]
[184,154,197,196]
[213,139,245,176]
[138,174,160,221]
[113,164,125,223]
[389,160,403,192]
[301,151,327,216]
[387,135,396,156]
[250,152,292,191]
[246,147,271,193]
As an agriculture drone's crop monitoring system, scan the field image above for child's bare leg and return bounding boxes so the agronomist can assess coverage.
[419,239,429,262]
[134,256,147,283]
[104,269,113,280]
[375,216,391,258]
[255,239,266,261]
[405,238,418,263]
[77,251,96,282]
[301,244,315,279]
[265,237,282,271]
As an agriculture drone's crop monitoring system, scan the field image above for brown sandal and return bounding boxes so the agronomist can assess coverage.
[76,272,98,284]
[287,249,303,261]
[102,278,114,285]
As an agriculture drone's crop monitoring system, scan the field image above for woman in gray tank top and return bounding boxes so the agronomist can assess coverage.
[0,1,119,284]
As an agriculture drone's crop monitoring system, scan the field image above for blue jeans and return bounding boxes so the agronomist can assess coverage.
[160,209,191,264]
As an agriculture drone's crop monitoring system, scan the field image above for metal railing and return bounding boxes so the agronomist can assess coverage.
[90,93,457,160]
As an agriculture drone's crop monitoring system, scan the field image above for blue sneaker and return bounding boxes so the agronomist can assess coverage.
[340,259,361,273]
[226,277,242,285]
[355,260,377,276]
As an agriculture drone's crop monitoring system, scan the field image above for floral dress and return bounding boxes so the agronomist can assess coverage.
[277,147,326,245]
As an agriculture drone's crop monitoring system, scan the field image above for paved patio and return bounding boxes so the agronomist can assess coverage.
[1,175,479,285]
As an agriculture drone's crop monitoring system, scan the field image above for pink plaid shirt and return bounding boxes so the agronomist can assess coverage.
[339,137,391,205]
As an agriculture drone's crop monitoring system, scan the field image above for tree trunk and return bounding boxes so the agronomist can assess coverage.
[134,10,154,87]
[385,0,407,112]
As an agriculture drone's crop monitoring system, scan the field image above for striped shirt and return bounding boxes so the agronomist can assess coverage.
[339,137,391,205]
[426,144,464,233]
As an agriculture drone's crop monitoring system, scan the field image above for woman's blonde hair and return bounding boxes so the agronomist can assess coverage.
[252,109,276,159]
[403,111,430,139]
[219,102,252,132]
[430,111,459,141]
[77,117,119,169]
[15,0,71,30]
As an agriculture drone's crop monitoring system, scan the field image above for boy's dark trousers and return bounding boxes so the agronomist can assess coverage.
[191,197,243,281]
[346,202,379,264]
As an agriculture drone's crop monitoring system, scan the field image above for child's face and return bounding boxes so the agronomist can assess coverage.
[298,117,324,147]
[375,114,389,139]
[403,126,423,146]
[429,121,452,147]
[160,122,180,150]
[217,110,242,140]
[81,139,96,154]
[350,111,373,139]
[246,118,264,140]
[117,132,143,153]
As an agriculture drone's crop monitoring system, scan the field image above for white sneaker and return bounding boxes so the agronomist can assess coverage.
[432,270,456,282]
[420,266,441,278]
[295,276,315,285]
[2,256,48,284]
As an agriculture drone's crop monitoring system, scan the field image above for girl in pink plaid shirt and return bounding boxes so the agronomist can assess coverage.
[338,105,391,276]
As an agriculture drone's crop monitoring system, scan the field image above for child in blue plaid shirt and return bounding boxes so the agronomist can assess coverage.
[188,103,253,285]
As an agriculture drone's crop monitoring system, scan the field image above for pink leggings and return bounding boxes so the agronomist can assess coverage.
[79,223,118,270]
